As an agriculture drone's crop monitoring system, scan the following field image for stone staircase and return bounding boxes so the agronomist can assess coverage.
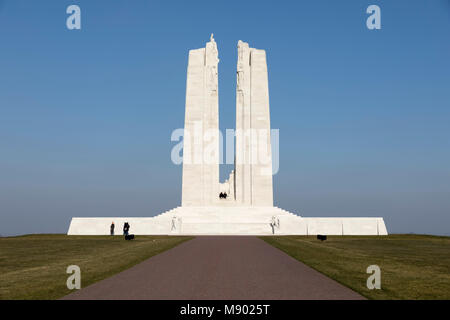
[147,206,300,235]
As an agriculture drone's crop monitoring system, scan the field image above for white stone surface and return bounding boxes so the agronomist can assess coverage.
[235,41,273,206]
[182,34,220,206]
[67,37,389,236]
[68,207,388,236]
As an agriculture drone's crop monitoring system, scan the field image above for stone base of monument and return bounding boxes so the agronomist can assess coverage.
[67,207,388,236]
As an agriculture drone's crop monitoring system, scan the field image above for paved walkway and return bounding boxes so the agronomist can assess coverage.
[63,236,364,300]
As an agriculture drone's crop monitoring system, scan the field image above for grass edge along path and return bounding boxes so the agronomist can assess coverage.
[0,234,193,300]
[261,234,450,300]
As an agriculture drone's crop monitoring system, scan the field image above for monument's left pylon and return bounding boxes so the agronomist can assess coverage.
[182,34,220,207]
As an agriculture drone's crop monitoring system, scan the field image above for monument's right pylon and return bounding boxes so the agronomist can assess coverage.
[235,40,274,206]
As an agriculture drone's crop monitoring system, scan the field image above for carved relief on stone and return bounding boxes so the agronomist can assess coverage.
[236,40,247,93]
[237,40,245,69]
[206,34,219,93]
[237,71,244,92]
[209,65,218,92]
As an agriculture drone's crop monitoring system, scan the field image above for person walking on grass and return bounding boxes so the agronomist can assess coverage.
[110,222,115,236]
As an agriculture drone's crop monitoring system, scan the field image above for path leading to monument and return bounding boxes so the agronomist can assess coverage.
[63,236,364,300]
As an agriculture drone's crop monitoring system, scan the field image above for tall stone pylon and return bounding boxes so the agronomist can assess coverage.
[181,34,220,206]
[235,40,274,206]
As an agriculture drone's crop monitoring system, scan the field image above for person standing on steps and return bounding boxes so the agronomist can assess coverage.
[123,222,130,236]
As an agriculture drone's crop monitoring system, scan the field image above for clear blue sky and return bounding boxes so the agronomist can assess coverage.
[0,0,449,236]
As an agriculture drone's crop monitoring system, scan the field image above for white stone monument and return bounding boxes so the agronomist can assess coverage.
[68,36,388,236]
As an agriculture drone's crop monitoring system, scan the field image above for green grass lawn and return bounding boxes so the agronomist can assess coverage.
[261,234,450,300]
[0,234,192,300]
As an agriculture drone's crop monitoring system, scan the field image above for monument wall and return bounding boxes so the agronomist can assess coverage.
[235,41,273,206]
[67,37,388,236]
[181,36,220,206]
